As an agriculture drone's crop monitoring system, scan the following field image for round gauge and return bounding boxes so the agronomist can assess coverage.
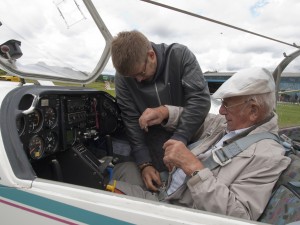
[28,109,43,133]
[44,131,58,154]
[28,135,44,160]
[16,116,25,135]
[44,107,57,129]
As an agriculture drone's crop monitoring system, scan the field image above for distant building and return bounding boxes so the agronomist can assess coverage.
[98,74,115,83]
[279,72,300,91]
[204,71,300,94]
[203,72,233,94]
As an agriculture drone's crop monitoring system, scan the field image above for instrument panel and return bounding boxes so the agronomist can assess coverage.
[16,90,123,161]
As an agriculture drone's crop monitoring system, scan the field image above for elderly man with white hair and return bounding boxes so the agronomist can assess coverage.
[109,67,291,221]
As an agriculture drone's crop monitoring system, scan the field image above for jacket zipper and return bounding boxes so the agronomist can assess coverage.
[167,82,172,104]
[154,82,162,105]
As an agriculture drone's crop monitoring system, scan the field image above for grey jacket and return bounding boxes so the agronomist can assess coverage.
[163,110,291,220]
[115,43,211,170]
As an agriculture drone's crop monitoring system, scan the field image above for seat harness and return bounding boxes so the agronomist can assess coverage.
[202,132,281,170]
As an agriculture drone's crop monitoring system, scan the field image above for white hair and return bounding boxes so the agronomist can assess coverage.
[247,92,276,116]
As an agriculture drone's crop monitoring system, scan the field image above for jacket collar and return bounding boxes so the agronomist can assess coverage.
[151,42,166,82]
[224,113,278,157]
[223,112,276,146]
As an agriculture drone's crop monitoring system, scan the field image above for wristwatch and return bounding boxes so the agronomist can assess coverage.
[190,170,201,177]
[139,162,153,172]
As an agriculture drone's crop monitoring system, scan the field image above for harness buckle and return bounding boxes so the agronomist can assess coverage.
[212,147,232,166]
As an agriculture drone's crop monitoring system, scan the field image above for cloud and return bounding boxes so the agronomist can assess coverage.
[98,0,300,73]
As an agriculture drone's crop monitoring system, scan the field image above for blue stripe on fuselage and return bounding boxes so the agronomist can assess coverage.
[0,185,132,225]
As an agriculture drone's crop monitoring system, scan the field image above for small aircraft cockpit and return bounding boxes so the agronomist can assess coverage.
[3,85,126,190]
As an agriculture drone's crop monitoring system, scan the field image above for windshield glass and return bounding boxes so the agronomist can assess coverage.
[0,0,109,83]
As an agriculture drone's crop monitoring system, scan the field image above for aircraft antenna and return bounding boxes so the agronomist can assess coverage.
[55,4,69,28]
[140,0,299,49]
[54,0,86,29]
[74,0,86,20]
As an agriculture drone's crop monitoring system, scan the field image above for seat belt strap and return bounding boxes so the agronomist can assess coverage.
[202,132,281,170]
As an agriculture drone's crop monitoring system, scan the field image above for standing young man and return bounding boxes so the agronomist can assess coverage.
[111,30,211,191]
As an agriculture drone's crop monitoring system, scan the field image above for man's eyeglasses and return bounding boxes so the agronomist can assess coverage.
[130,56,148,78]
[221,98,252,110]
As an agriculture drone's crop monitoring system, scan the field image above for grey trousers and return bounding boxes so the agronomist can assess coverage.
[111,162,160,201]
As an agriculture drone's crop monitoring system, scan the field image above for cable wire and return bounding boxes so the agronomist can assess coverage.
[140,0,299,49]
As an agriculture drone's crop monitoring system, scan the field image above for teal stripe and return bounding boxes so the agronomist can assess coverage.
[0,185,133,225]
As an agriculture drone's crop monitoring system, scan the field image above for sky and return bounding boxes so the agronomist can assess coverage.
[96,0,300,74]
[1,0,300,78]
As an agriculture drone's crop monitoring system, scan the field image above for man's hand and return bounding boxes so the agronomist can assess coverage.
[139,106,169,132]
[141,165,162,191]
[163,139,204,176]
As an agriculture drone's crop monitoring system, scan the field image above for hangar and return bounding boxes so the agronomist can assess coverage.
[204,71,300,95]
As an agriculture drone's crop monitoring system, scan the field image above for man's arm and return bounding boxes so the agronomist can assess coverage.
[164,139,291,220]
[186,160,288,220]
[171,47,211,144]
[115,75,152,165]
[139,105,183,131]
[115,75,163,191]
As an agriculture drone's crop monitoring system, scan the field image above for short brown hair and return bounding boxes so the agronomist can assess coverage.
[111,30,151,75]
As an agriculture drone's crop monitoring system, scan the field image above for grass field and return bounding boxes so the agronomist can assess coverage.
[55,81,116,96]
[55,81,299,129]
[276,103,300,128]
